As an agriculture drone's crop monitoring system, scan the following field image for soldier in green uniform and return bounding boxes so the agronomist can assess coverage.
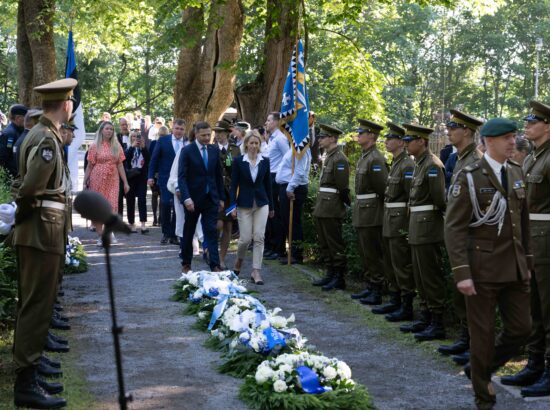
[311,124,350,291]
[502,101,550,397]
[379,122,416,321]
[213,120,241,269]
[445,118,533,409]
[12,78,77,409]
[439,110,483,360]
[349,119,388,306]
[400,124,447,341]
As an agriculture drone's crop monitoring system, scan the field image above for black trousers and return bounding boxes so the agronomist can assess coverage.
[126,177,147,224]
[182,199,219,270]
[265,173,285,254]
[279,183,307,260]
[160,197,176,238]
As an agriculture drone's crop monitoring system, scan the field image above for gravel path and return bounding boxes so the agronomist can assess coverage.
[64,212,549,410]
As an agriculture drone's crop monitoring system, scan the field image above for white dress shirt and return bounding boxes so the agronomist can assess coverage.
[172,135,184,153]
[484,152,507,186]
[267,128,290,173]
[275,149,311,192]
[243,153,265,182]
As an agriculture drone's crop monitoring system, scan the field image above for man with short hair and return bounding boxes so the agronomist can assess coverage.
[400,124,447,341]
[311,124,350,291]
[438,109,483,362]
[501,101,550,397]
[446,118,532,409]
[178,121,224,272]
[0,104,28,177]
[264,112,289,259]
[14,109,43,173]
[349,119,388,306]
[12,78,77,409]
[148,118,186,245]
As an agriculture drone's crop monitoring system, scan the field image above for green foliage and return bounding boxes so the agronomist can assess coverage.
[64,243,88,275]
[239,375,374,410]
[0,246,17,327]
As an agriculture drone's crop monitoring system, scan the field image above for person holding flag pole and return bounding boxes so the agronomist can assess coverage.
[277,39,312,266]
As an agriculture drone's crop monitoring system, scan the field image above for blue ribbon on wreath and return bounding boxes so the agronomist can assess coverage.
[296,366,333,394]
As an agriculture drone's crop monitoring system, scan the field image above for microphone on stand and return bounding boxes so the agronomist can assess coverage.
[74,190,132,234]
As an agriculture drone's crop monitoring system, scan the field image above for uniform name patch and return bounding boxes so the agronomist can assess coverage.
[428,167,438,177]
[372,165,381,172]
[41,148,54,162]
[451,184,461,198]
[404,171,413,179]
[480,187,496,194]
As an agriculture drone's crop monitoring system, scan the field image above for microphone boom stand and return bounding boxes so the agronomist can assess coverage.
[101,226,133,410]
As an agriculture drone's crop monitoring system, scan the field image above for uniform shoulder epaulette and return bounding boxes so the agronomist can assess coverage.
[507,159,521,167]
[464,162,481,172]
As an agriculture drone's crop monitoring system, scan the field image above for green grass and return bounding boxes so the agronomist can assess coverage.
[0,328,95,409]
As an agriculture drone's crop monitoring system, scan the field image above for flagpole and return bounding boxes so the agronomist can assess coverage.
[287,154,295,265]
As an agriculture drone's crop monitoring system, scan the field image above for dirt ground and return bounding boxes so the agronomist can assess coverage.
[64,212,549,410]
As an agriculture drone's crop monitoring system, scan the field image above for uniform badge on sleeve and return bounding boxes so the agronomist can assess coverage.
[372,165,381,172]
[404,171,413,179]
[451,184,461,198]
[41,148,54,162]
[337,164,345,171]
[428,167,438,177]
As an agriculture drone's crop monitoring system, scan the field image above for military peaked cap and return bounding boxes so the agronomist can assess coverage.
[385,121,406,139]
[447,109,483,131]
[480,118,517,137]
[318,123,344,138]
[213,120,232,132]
[524,100,550,123]
[10,104,28,116]
[357,118,384,135]
[34,78,78,102]
[402,123,434,141]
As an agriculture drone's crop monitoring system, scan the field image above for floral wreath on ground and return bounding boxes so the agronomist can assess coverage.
[173,270,374,410]
[64,235,88,274]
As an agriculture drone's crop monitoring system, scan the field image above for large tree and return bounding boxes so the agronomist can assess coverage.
[16,0,57,106]
[173,0,245,126]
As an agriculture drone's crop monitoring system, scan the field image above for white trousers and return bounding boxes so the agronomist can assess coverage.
[236,204,269,270]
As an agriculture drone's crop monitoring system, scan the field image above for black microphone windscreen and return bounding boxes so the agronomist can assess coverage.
[74,191,113,223]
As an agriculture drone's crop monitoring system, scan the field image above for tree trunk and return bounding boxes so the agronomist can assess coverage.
[174,0,244,128]
[16,0,57,106]
[235,0,300,126]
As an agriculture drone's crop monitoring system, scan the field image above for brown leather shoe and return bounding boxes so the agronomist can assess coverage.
[182,264,191,273]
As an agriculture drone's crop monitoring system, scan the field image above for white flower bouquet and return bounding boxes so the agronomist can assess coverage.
[64,235,88,274]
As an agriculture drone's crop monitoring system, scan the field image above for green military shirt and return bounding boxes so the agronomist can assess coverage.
[445,157,534,283]
[352,146,388,227]
[408,149,446,245]
[524,138,550,265]
[313,146,350,219]
[382,150,415,238]
[13,116,70,255]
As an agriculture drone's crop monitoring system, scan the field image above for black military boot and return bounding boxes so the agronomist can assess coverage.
[386,294,414,322]
[50,316,70,331]
[312,269,334,287]
[321,271,346,291]
[400,310,431,333]
[501,354,544,386]
[48,332,68,345]
[372,291,401,314]
[37,377,64,394]
[438,326,469,355]
[359,285,382,305]
[14,367,67,409]
[41,355,61,369]
[451,351,470,366]
[414,313,446,341]
[52,310,69,323]
[45,334,70,353]
[37,360,63,378]
[350,286,372,300]
[521,359,550,397]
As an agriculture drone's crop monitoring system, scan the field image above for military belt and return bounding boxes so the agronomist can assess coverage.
[356,193,378,199]
[410,205,438,212]
[319,187,338,193]
[384,202,407,208]
[36,200,66,211]
[530,213,550,221]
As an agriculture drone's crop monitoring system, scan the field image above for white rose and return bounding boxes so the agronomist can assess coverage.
[72,260,80,267]
[270,316,287,329]
[255,366,273,384]
[279,364,292,374]
[198,311,208,320]
[337,361,352,380]
[239,331,250,342]
[323,366,337,380]
[273,380,288,393]
[218,332,226,341]
[287,313,295,323]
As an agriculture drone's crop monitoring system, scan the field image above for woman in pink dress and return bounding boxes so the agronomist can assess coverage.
[84,121,130,245]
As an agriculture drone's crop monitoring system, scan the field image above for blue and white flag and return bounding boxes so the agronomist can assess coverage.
[65,31,86,192]
[279,39,310,158]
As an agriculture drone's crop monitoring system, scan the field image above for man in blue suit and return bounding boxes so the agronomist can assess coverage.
[178,121,224,272]
[148,118,187,244]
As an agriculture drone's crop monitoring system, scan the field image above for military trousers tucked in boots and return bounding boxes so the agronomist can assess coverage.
[466,279,531,409]
[356,226,384,286]
[411,243,446,314]
[14,246,61,371]
[527,264,550,360]
[315,217,346,271]
[383,236,415,296]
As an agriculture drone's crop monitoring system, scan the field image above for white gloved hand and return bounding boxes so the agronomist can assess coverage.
[0,221,11,235]
[0,202,17,225]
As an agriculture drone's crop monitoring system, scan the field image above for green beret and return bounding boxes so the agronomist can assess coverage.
[402,123,434,141]
[385,121,406,139]
[524,100,550,123]
[480,118,517,137]
[357,118,384,135]
[318,123,343,138]
[447,109,483,131]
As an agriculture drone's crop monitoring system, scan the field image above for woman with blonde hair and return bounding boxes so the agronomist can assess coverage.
[230,130,274,284]
[84,121,130,245]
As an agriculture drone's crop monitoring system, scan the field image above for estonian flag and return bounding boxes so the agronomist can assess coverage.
[65,31,86,192]
[279,39,310,158]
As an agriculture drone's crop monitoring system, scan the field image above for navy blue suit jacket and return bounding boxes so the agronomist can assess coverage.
[148,135,176,200]
[178,142,224,207]
[230,155,273,210]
